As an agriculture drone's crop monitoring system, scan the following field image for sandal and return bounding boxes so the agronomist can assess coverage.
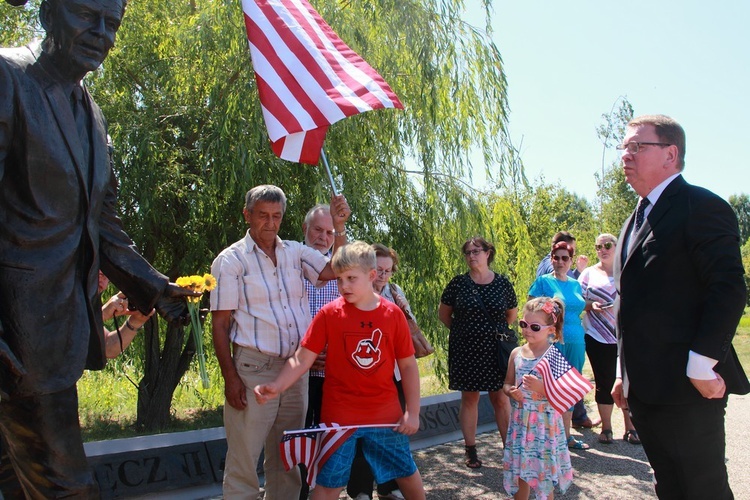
[567,436,590,450]
[624,429,641,445]
[598,429,614,444]
[464,445,482,469]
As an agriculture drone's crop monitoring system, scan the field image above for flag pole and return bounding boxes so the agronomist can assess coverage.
[283,423,398,436]
[320,148,339,196]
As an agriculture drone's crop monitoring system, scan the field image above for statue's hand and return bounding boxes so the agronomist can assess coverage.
[155,283,201,325]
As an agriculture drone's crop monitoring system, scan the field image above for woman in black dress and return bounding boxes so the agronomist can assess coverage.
[438,236,518,469]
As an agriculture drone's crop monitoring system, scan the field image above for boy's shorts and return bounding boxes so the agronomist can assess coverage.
[316,427,417,489]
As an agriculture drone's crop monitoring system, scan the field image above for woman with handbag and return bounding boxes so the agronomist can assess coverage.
[346,243,433,500]
[438,236,518,469]
[372,244,434,358]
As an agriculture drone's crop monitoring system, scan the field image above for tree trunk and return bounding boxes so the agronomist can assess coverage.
[135,316,196,431]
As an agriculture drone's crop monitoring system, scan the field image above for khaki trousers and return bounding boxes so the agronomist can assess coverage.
[223,346,308,500]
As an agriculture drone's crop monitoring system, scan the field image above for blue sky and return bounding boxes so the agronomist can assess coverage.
[465,0,749,202]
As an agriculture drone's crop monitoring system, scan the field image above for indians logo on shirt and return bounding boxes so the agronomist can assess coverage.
[350,329,383,370]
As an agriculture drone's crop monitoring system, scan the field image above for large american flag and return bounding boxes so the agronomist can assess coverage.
[532,345,594,416]
[280,423,356,487]
[242,0,403,165]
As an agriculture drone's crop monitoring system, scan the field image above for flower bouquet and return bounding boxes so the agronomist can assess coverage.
[176,273,217,389]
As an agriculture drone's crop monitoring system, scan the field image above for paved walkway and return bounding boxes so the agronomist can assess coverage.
[411,394,749,499]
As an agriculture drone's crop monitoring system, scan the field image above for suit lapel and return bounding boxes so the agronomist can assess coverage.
[614,211,633,283]
[87,89,108,196]
[621,176,685,272]
[46,86,88,192]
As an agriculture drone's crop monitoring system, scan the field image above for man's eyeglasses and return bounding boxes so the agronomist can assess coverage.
[463,249,486,256]
[616,142,672,155]
[519,320,551,332]
[551,255,570,262]
[595,242,614,251]
[376,269,393,276]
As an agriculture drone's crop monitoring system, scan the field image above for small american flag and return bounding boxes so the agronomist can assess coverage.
[280,423,356,487]
[533,345,594,416]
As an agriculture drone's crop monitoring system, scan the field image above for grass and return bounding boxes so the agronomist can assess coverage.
[78,308,750,442]
[735,309,750,375]
[78,351,449,442]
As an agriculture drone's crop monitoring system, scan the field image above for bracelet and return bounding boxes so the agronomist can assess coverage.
[333,229,347,237]
[125,319,142,331]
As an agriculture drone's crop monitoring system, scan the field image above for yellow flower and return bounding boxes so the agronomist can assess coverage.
[177,273,216,299]
[202,273,217,291]
[176,276,193,288]
[175,271,215,389]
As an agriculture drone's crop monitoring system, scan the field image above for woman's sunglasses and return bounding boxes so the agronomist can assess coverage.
[595,242,614,251]
[519,320,551,332]
[551,255,570,262]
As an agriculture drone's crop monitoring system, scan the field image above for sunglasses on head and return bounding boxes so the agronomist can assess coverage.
[519,320,551,332]
[595,242,614,251]
[551,255,570,262]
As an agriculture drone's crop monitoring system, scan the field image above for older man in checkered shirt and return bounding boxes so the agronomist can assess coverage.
[211,186,350,499]
[298,203,340,499]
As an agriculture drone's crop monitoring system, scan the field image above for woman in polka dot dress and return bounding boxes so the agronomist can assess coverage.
[439,236,519,469]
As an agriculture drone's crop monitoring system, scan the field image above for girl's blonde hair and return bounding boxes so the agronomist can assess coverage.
[523,297,565,342]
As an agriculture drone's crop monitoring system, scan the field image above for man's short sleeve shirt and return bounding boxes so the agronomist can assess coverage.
[209,231,329,358]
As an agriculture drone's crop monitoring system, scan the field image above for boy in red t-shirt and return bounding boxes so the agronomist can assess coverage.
[255,241,425,500]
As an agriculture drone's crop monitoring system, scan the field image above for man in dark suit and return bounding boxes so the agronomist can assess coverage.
[0,0,195,497]
[611,114,749,499]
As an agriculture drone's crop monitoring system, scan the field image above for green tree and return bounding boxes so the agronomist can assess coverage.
[0,2,38,45]
[729,193,750,246]
[516,181,597,263]
[595,97,637,235]
[1,0,521,429]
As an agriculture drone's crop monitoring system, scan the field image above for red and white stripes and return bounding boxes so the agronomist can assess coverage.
[242,0,403,164]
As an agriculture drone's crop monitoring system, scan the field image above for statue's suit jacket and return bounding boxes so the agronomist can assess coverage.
[0,43,168,397]
[614,174,749,405]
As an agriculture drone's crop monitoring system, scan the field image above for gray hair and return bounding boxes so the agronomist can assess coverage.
[303,204,331,227]
[628,114,686,170]
[245,185,287,214]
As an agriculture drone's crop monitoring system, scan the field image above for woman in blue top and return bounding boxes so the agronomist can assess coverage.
[528,241,589,450]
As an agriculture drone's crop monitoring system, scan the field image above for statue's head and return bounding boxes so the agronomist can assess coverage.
[36,0,127,82]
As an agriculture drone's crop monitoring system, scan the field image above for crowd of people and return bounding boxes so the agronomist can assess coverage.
[207,116,747,500]
[0,0,746,497]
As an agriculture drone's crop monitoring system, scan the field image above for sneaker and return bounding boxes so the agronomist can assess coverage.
[379,490,405,500]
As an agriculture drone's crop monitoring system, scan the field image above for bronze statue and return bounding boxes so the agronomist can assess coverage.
[0,0,195,497]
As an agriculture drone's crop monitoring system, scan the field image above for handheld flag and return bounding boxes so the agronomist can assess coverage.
[280,423,356,487]
[532,345,594,416]
[242,0,403,165]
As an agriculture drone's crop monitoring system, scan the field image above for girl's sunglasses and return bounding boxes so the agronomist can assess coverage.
[519,320,551,332]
